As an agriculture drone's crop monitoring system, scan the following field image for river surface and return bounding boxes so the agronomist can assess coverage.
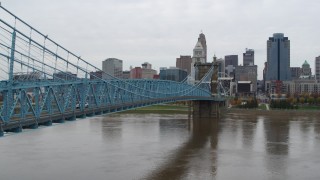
[1,111,320,180]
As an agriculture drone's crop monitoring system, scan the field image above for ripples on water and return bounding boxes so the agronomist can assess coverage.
[0,112,320,180]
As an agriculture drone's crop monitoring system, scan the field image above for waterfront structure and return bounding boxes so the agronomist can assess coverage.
[176,55,192,74]
[102,58,123,79]
[301,60,312,77]
[235,65,258,93]
[315,56,320,82]
[159,67,188,82]
[266,33,291,81]
[243,49,254,66]
[290,67,301,80]
[265,79,320,95]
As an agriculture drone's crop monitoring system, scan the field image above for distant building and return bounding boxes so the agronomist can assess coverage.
[265,79,319,95]
[191,33,207,81]
[53,71,77,81]
[225,55,238,77]
[266,33,291,81]
[90,71,103,80]
[243,49,254,66]
[141,69,157,79]
[130,67,142,79]
[316,56,320,83]
[225,55,238,67]
[13,72,43,81]
[235,65,258,93]
[141,62,157,79]
[159,67,188,82]
[301,60,312,77]
[217,58,225,77]
[102,58,123,79]
[122,70,130,79]
[176,55,192,74]
[290,67,301,80]
[198,32,207,62]
[142,62,152,69]
[130,63,157,79]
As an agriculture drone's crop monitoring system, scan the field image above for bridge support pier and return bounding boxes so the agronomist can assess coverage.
[0,125,4,137]
[192,100,222,118]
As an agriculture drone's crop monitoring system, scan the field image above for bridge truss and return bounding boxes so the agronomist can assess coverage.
[0,5,223,135]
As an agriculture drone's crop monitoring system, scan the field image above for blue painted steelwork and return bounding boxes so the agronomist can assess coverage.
[0,5,225,136]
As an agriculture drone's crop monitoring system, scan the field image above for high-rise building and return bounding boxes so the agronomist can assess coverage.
[225,55,238,77]
[225,55,238,67]
[243,48,254,66]
[102,58,123,79]
[315,56,320,83]
[301,60,311,77]
[290,67,301,80]
[198,32,207,62]
[266,33,291,81]
[176,55,192,74]
[191,34,206,81]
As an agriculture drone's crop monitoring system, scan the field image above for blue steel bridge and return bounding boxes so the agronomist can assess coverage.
[0,5,224,136]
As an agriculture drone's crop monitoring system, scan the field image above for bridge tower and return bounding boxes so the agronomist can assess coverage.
[192,56,224,118]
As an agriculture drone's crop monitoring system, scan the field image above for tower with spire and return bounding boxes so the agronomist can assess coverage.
[190,32,207,82]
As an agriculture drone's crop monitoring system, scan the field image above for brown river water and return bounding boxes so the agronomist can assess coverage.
[0,110,320,180]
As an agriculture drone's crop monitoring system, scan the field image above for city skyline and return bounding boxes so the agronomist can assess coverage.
[2,0,320,79]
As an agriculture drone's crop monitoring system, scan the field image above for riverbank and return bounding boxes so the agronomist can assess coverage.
[121,104,189,114]
[226,108,320,116]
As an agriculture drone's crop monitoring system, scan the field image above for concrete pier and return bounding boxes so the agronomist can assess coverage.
[192,100,221,118]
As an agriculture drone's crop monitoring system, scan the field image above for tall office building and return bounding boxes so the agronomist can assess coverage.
[102,58,123,79]
[316,56,320,83]
[225,55,238,67]
[198,32,207,62]
[243,49,254,66]
[290,67,301,80]
[266,33,291,81]
[225,55,238,77]
[176,55,192,74]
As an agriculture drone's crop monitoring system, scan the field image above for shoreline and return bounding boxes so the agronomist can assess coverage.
[225,108,320,116]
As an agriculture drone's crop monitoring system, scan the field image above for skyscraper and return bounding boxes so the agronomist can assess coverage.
[225,55,238,77]
[316,56,320,83]
[266,33,291,81]
[243,48,254,66]
[198,32,207,62]
[190,33,206,81]
[102,58,123,79]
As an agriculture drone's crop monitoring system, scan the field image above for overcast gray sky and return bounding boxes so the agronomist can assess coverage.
[2,0,320,79]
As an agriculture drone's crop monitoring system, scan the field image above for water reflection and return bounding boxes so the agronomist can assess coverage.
[145,118,219,180]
